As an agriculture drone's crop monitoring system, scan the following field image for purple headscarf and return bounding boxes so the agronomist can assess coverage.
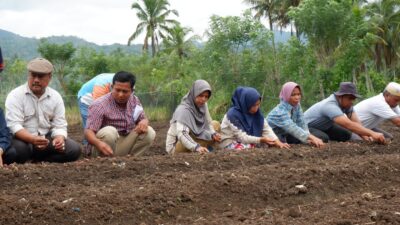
[279,82,301,106]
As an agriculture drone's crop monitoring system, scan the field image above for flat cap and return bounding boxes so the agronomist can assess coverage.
[27,58,53,74]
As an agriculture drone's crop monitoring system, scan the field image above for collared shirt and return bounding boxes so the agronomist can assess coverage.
[86,93,146,134]
[267,101,309,143]
[354,93,400,129]
[304,94,353,131]
[5,83,68,138]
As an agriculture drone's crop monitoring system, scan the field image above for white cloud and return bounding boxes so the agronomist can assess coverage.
[0,0,247,45]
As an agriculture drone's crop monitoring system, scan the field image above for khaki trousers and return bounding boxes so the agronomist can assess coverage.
[92,126,156,157]
[175,120,221,153]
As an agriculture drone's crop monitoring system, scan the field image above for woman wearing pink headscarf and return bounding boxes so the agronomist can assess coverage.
[267,82,325,148]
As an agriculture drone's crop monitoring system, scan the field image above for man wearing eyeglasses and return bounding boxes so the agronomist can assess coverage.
[5,57,81,163]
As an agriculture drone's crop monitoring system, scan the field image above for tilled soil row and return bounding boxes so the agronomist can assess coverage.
[1,141,400,225]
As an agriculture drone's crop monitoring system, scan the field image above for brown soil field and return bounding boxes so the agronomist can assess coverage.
[1,121,400,225]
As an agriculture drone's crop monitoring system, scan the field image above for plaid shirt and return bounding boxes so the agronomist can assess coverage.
[86,93,146,135]
[267,101,309,143]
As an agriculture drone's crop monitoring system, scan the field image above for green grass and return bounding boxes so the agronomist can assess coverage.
[146,107,171,121]
[66,106,82,126]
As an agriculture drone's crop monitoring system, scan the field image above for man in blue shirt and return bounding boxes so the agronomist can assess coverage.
[0,47,4,72]
[0,47,17,166]
[304,82,386,144]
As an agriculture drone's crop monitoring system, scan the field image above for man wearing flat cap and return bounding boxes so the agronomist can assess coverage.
[5,57,81,163]
[304,82,386,144]
[354,82,400,140]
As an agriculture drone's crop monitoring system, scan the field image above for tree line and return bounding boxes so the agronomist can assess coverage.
[1,0,399,119]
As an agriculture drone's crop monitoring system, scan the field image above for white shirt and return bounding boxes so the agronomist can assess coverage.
[354,93,400,129]
[219,114,278,148]
[5,83,68,138]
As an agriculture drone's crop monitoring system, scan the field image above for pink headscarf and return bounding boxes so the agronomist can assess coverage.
[279,82,301,105]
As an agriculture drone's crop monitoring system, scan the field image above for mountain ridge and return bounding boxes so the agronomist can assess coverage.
[0,29,142,60]
[0,28,295,60]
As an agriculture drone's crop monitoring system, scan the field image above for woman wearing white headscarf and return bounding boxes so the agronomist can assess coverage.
[166,80,221,154]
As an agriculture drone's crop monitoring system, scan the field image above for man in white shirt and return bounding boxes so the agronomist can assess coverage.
[5,58,81,163]
[354,82,400,140]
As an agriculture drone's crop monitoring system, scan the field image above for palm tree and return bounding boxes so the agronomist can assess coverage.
[162,24,200,59]
[243,0,278,31]
[366,0,400,71]
[128,0,179,57]
[244,0,282,92]
[275,0,301,37]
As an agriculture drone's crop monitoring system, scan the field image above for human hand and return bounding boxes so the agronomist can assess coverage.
[309,135,325,148]
[195,146,209,154]
[361,135,372,142]
[134,120,148,134]
[212,133,221,142]
[371,132,386,144]
[33,135,49,150]
[275,140,290,149]
[52,136,65,152]
[260,137,276,145]
[96,141,113,156]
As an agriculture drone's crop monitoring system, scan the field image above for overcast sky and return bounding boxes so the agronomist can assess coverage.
[0,0,248,45]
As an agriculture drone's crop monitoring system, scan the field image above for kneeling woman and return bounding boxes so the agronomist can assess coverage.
[166,80,221,154]
[219,87,290,150]
[267,82,324,148]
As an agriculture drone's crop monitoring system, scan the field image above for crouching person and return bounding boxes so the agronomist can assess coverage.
[85,71,155,157]
[166,80,221,154]
[6,58,81,163]
[267,82,325,148]
[0,108,16,166]
[220,87,290,150]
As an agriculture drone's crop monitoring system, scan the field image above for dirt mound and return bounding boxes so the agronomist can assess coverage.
[1,122,400,224]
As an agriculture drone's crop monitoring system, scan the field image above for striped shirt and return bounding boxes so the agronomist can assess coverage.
[86,93,146,134]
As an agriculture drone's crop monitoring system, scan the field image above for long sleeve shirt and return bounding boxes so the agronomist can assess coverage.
[86,93,146,134]
[5,83,68,138]
[267,101,309,143]
[219,114,277,148]
[0,108,11,152]
[165,109,215,154]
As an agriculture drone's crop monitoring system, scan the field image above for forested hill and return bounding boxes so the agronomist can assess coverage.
[0,28,295,60]
[0,29,142,60]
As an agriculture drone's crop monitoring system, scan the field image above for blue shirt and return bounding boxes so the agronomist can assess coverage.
[267,101,309,143]
[0,108,12,152]
[77,73,114,99]
[304,94,353,130]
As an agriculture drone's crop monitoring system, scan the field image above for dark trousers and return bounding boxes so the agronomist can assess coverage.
[2,146,17,165]
[276,127,330,144]
[309,124,352,142]
[13,134,81,163]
